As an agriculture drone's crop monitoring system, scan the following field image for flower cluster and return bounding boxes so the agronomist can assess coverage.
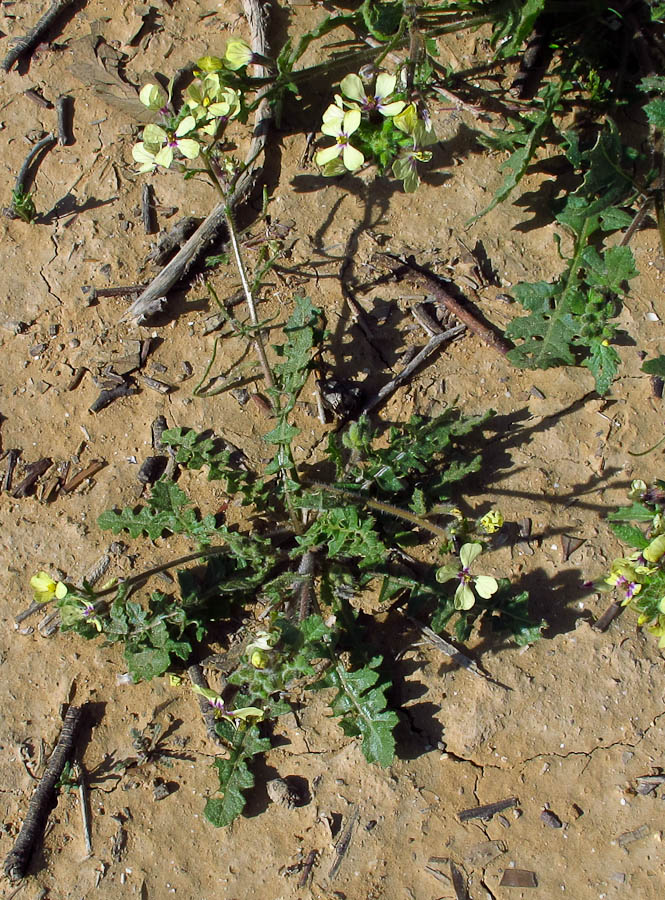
[315,71,437,189]
[315,71,406,174]
[131,42,247,174]
[598,480,665,646]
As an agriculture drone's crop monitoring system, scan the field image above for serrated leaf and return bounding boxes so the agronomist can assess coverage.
[98,481,218,542]
[469,82,562,223]
[125,646,171,681]
[609,522,650,550]
[644,98,665,129]
[581,245,637,293]
[204,723,271,827]
[325,659,397,766]
[641,355,665,376]
[599,207,634,231]
[581,340,620,396]
[505,281,577,369]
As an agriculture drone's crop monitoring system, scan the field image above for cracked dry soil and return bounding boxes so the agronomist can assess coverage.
[1,2,665,899]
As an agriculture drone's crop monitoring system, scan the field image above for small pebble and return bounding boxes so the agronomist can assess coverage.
[267,777,301,809]
[29,342,48,357]
[541,809,563,828]
[153,780,171,801]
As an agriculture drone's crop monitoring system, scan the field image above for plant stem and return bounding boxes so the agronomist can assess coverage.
[224,203,276,397]
[92,547,231,600]
[308,481,450,540]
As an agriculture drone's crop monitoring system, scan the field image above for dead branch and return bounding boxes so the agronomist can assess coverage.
[1,0,76,73]
[383,253,512,357]
[4,705,85,881]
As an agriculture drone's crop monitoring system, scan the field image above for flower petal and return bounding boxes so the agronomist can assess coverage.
[342,143,364,171]
[435,564,459,583]
[343,108,361,136]
[54,581,68,600]
[393,103,418,134]
[176,138,200,159]
[454,583,476,610]
[644,533,665,563]
[31,572,55,593]
[139,83,166,110]
[375,72,397,99]
[474,575,498,599]
[379,100,406,117]
[154,145,174,168]
[225,38,253,70]
[322,103,345,127]
[143,124,167,144]
[460,542,483,568]
[197,55,224,72]
[340,74,366,103]
[175,115,197,137]
[315,144,342,166]
[132,142,155,164]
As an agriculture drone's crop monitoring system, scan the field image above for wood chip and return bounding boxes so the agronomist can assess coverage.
[540,809,563,828]
[458,797,519,822]
[500,869,538,888]
[617,824,649,847]
[561,535,585,562]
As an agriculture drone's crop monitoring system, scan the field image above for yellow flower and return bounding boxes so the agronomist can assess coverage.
[224,38,253,70]
[480,509,504,534]
[250,649,269,669]
[642,533,665,563]
[315,105,365,172]
[30,572,68,603]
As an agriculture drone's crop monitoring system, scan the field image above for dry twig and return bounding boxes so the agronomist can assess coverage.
[1,0,76,72]
[4,705,85,881]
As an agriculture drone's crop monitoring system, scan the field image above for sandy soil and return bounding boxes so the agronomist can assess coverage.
[1,2,664,899]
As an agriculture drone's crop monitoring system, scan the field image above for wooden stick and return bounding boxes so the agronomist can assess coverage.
[56,95,72,146]
[457,796,518,823]
[409,618,506,688]
[360,324,465,415]
[4,705,85,882]
[328,806,359,881]
[383,253,512,356]
[1,0,76,72]
[592,600,623,632]
[61,459,106,492]
[125,0,272,322]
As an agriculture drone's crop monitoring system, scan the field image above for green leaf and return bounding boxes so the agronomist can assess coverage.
[125,646,171,681]
[641,356,665,376]
[581,340,620,397]
[644,98,665,129]
[98,481,218,542]
[497,0,546,56]
[469,81,562,223]
[608,502,655,523]
[581,245,637,293]
[506,281,577,369]
[609,522,650,550]
[204,722,271,827]
[322,658,397,766]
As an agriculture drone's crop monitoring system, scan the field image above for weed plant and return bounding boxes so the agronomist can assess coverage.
[22,0,665,827]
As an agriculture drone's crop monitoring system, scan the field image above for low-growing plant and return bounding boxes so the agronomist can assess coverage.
[594,479,665,646]
[29,290,542,825]
[22,0,665,835]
